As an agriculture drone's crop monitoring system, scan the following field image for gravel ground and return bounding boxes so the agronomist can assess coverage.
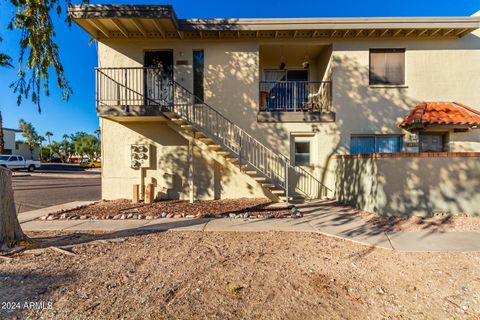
[44,199,480,232]
[1,231,479,319]
[43,198,291,220]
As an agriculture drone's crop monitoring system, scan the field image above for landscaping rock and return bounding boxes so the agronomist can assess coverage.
[243,213,250,219]
[120,214,127,220]
[173,214,182,218]
[80,216,89,220]
[161,212,168,218]
[186,215,195,218]
[127,213,134,219]
[167,214,174,218]
[138,214,145,220]
[113,214,122,220]
[145,215,155,220]
[229,213,236,218]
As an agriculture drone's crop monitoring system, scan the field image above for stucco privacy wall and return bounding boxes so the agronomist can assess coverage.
[335,155,480,216]
[100,118,267,200]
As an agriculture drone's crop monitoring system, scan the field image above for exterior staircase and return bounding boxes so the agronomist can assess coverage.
[161,78,330,203]
[96,67,331,203]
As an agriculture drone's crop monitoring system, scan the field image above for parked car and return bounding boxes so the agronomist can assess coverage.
[0,155,42,172]
[80,159,101,168]
[50,157,64,163]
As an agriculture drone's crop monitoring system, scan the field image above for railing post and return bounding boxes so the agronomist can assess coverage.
[124,68,128,113]
[285,160,289,206]
[238,133,242,170]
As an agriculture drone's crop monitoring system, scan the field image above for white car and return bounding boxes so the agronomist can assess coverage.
[0,155,42,172]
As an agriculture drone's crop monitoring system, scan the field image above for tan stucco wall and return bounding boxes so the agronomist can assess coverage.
[97,24,480,201]
[335,156,480,216]
[2,130,16,152]
[100,117,267,200]
[332,29,480,153]
[14,144,40,160]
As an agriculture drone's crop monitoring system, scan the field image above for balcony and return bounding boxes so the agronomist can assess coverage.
[258,80,333,122]
[96,67,170,117]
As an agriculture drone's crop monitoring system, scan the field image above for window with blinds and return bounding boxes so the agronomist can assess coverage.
[350,135,403,155]
[369,49,405,85]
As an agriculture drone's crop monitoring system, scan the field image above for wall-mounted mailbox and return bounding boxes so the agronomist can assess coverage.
[131,144,151,169]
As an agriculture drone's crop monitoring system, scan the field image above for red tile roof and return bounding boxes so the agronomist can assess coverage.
[400,102,480,128]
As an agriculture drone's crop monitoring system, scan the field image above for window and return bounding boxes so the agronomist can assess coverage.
[193,50,204,102]
[419,133,447,152]
[351,135,403,155]
[263,69,308,82]
[9,156,18,161]
[294,141,311,166]
[369,49,405,85]
[17,156,24,161]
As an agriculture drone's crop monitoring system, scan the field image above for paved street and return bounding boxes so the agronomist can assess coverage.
[12,164,101,213]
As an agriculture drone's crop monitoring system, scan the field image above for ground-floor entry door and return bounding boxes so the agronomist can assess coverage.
[144,51,174,106]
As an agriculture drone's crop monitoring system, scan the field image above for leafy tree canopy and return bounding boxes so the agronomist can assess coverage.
[4,0,88,112]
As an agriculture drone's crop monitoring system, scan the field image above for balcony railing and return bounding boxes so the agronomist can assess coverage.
[259,81,332,113]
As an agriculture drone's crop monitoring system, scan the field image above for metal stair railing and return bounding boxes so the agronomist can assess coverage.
[96,67,332,200]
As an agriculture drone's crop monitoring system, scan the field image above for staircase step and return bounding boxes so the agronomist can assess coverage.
[216,151,230,157]
[208,145,222,150]
[199,138,214,145]
[180,125,194,131]
[261,183,275,188]
[253,176,267,182]
[226,158,238,163]
[163,112,176,118]
[245,170,257,175]
[194,132,207,139]
[270,189,285,195]
[171,118,186,124]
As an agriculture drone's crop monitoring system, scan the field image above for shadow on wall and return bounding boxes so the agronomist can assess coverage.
[336,155,480,216]
[331,38,480,216]
[130,123,254,201]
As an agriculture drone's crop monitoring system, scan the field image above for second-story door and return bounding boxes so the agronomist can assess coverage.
[144,51,174,106]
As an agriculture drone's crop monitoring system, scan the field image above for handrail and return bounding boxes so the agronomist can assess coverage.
[96,67,332,199]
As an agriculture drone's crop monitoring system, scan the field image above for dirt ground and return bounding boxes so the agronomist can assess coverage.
[1,231,479,319]
[44,198,291,220]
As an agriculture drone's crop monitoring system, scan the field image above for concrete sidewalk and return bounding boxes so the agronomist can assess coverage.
[19,200,480,252]
[18,201,96,223]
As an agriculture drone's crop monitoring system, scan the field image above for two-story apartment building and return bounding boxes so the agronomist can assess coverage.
[70,5,480,215]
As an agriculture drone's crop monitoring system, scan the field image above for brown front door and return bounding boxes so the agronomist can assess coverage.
[144,51,174,106]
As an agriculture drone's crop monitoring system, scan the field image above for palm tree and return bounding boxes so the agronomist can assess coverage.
[0,111,4,154]
[45,131,53,159]
[94,128,101,140]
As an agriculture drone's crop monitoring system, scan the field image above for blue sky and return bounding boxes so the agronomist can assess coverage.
[0,0,479,141]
